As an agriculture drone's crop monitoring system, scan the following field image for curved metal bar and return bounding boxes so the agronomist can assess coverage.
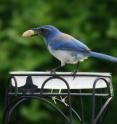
[4,95,70,124]
[3,98,27,124]
[94,97,112,124]
[23,95,70,122]
[10,76,18,95]
[9,98,27,119]
[8,76,12,93]
[92,77,112,124]
[94,78,111,97]
[40,76,72,124]
[54,97,82,122]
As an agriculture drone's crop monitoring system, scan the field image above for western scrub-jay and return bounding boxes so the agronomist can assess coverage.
[22,25,117,73]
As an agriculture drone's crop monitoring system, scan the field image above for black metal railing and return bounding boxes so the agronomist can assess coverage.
[3,72,113,124]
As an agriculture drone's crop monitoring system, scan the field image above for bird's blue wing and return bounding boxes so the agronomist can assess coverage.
[49,33,90,52]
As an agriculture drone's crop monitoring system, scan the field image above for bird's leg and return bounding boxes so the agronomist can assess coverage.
[72,62,80,79]
[50,62,65,74]
[51,65,62,73]
[50,65,62,76]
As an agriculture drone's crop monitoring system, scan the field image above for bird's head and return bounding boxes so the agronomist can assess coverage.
[22,25,61,39]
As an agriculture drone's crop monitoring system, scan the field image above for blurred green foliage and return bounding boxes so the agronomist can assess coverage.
[0,0,117,124]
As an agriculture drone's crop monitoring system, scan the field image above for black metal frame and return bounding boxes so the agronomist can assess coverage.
[3,73,113,124]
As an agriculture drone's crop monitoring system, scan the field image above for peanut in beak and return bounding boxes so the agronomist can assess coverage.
[22,30,35,37]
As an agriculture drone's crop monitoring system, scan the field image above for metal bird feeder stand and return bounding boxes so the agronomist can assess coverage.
[3,72,113,124]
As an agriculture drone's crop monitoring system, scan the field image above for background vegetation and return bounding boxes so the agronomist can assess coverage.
[0,0,117,124]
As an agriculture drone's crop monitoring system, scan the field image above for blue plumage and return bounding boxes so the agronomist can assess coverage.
[89,51,117,62]
[49,33,90,52]
[23,25,117,69]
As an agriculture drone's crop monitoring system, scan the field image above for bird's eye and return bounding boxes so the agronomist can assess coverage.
[40,28,45,32]
[39,28,50,35]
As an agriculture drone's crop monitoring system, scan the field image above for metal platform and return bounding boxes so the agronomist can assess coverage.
[3,71,113,124]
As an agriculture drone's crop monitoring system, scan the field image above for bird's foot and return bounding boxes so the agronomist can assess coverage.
[50,69,56,76]
[72,71,77,80]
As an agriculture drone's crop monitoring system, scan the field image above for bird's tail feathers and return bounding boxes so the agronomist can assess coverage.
[89,51,117,62]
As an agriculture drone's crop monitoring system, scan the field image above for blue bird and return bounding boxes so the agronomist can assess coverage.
[22,25,117,73]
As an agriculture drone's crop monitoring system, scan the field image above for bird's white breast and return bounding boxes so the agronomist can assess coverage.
[48,46,87,65]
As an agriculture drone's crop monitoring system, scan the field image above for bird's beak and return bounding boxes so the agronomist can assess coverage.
[22,29,38,37]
